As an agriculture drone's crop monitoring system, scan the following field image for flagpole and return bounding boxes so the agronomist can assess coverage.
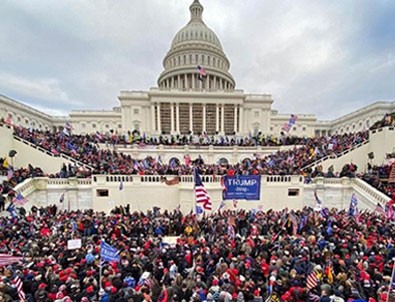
[99,241,103,291]
[387,260,395,302]
[193,169,197,216]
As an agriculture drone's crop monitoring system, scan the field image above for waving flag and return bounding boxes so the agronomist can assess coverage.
[314,190,322,206]
[194,169,212,211]
[13,275,26,302]
[282,114,298,132]
[306,271,318,290]
[0,254,23,266]
[13,193,28,206]
[349,193,358,217]
[100,241,120,263]
[197,65,207,81]
[195,205,204,215]
[59,192,65,203]
[7,203,18,217]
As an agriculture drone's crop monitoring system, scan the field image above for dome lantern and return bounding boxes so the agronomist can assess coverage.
[190,0,204,22]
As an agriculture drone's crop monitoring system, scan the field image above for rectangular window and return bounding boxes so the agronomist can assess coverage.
[192,103,203,134]
[224,104,235,135]
[160,103,171,134]
[206,104,216,135]
[179,103,190,134]
[96,189,109,197]
[288,188,299,196]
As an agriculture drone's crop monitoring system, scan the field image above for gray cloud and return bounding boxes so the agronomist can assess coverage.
[0,0,394,120]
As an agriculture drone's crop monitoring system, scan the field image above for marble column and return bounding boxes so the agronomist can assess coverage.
[176,103,180,133]
[151,104,155,132]
[234,105,238,133]
[170,103,175,133]
[189,104,193,133]
[216,104,219,133]
[221,104,225,133]
[157,103,161,133]
[203,104,206,133]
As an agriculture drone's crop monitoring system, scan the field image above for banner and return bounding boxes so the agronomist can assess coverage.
[67,239,82,250]
[100,241,120,262]
[223,175,261,200]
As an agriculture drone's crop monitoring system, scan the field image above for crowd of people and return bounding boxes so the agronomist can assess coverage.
[10,124,369,178]
[362,154,395,198]
[0,205,395,302]
[369,113,394,131]
[0,158,44,196]
[1,115,395,302]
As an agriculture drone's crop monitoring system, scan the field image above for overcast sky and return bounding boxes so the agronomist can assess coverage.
[1,0,395,120]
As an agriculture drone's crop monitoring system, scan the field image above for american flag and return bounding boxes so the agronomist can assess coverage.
[306,271,318,290]
[12,275,26,302]
[197,65,207,81]
[282,123,291,132]
[13,193,28,206]
[194,169,212,211]
[197,65,207,76]
[0,254,23,266]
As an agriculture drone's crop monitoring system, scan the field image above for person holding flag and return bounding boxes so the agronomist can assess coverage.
[99,240,120,290]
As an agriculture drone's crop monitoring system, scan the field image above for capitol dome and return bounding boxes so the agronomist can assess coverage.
[158,0,235,91]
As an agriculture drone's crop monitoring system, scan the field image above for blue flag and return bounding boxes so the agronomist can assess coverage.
[6,203,17,217]
[100,241,120,263]
[314,190,322,205]
[196,205,204,215]
[349,193,358,217]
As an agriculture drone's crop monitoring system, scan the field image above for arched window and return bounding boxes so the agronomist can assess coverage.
[242,158,252,167]
[169,157,180,167]
[218,158,229,166]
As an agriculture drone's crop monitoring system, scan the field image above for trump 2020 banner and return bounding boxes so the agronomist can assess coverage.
[223,175,261,200]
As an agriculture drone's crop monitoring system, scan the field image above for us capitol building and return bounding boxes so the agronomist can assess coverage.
[1,0,394,138]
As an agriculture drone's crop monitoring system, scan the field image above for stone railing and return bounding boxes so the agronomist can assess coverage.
[4,174,390,214]
[13,178,36,197]
[351,177,390,205]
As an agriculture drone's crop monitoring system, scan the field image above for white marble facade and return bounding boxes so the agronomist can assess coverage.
[1,0,394,138]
